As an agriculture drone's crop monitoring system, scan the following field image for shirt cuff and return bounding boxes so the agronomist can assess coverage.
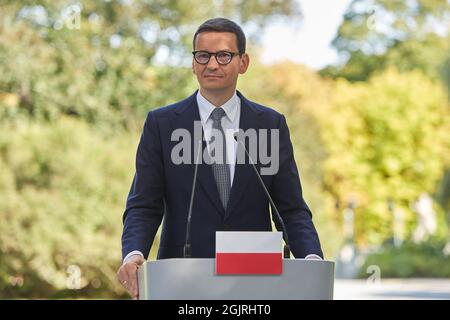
[305,254,323,260]
[123,250,144,265]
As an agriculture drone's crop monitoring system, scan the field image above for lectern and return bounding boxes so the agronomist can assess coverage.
[137,258,334,300]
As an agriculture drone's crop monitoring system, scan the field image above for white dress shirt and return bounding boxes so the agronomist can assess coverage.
[196,90,240,186]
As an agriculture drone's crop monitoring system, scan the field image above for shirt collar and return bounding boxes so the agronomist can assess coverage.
[196,90,239,123]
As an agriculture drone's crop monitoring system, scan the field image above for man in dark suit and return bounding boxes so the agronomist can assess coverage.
[117,17,323,299]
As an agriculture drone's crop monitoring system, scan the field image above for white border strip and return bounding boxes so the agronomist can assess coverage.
[216,231,282,253]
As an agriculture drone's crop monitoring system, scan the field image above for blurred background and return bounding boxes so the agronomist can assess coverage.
[0,0,449,299]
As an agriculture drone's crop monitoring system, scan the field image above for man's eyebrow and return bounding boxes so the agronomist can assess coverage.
[195,48,235,52]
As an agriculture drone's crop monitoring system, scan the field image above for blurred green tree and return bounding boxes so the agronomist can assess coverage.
[0,0,301,127]
[322,0,450,87]
[321,0,450,225]
[319,68,450,245]
[0,117,138,298]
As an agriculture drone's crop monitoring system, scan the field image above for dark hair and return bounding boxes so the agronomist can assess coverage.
[193,17,246,54]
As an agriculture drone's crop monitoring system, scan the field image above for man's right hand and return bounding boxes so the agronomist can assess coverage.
[117,254,145,299]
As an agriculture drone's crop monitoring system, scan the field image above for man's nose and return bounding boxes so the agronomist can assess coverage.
[206,55,219,69]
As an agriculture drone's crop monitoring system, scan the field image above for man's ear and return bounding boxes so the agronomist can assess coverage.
[239,53,250,74]
[192,60,195,74]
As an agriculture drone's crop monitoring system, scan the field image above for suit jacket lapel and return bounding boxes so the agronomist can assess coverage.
[224,91,262,220]
[170,91,225,217]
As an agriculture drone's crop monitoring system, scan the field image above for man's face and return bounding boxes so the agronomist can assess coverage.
[192,32,249,92]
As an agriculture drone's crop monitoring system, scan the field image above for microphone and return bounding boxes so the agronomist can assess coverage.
[233,134,291,259]
[184,139,203,258]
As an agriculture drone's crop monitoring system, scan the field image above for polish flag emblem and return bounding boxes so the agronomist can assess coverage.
[215,231,283,275]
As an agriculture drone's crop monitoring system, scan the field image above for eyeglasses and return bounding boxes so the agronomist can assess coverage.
[192,50,240,65]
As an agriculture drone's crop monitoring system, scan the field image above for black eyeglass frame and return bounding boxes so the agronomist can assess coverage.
[192,50,242,65]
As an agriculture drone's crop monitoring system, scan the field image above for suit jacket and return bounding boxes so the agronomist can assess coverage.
[122,90,323,260]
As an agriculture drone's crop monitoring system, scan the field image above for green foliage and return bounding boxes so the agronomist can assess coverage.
[320,68,450,245]
[359,238,450,278]
[0,13,197,128]
[325,0,450,93]
[332,0,450,55]
[0,117,138,298]
[324,0,450,237]
[322,34,450,87]
[0,0,300,127]
[321,50,386,82]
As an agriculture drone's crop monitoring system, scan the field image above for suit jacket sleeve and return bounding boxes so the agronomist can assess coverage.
[121,111,165,260]
[270,114,323,259]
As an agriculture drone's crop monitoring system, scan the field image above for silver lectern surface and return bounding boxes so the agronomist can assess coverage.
[138,258,334,300]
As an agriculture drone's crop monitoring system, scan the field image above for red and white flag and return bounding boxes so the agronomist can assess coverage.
[215,231,283,275]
